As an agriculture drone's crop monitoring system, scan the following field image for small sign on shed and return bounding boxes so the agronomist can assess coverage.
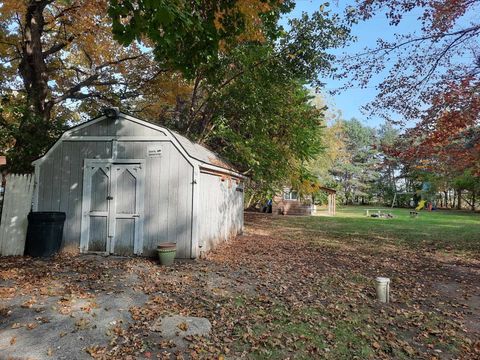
[147,145,162,158]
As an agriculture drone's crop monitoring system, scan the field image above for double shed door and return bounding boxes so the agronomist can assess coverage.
[81,160,144,255]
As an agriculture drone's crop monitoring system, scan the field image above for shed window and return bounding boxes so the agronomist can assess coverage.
[283,190,298,201]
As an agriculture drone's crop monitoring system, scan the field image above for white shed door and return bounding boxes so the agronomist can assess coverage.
[80,160,144,255]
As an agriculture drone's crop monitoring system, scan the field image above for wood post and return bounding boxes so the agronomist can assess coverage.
[325,193,336,216]
[333,193,336,216]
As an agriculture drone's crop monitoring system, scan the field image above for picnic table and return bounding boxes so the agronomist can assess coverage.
[365,209,384,216]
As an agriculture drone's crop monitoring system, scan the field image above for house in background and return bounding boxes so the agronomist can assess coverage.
[32,110,245,258]
[272,186,336,216]
[272,187,311,216]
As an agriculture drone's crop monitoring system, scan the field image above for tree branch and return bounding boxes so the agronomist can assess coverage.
[405,30,472,93]
[47,4,82,23]
[51,73,100,104]
[96,54,145,70]
[42,35,74,58]
[347,25,480,59]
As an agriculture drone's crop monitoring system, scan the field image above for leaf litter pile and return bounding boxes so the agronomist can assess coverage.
[0,213,479,359]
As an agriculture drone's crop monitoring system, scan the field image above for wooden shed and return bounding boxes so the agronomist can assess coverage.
[32,110,244,258]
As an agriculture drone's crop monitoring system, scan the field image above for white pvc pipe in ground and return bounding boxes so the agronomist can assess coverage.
[375,277,390,303]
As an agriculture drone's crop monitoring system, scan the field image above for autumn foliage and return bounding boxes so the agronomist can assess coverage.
[387,78,480,176]
[344,0,480,125]
[342,0,480,188]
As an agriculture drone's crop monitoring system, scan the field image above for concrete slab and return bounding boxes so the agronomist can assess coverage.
[150,315,211,347]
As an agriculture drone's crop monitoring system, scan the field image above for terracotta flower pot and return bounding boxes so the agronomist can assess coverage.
[157,242,176,266]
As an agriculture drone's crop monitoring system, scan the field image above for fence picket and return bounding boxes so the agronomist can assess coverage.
[0,174,35,256]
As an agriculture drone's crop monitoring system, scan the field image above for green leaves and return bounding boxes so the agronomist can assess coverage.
[108,0,249,78]
[326,118,381,204]
[108,1,351,197]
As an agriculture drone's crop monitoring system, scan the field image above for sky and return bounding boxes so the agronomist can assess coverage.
[282,0,425,128]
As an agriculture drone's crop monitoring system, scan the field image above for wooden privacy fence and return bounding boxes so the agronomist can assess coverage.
[0,174,35,256]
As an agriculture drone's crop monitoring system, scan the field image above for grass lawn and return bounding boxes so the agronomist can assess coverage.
[284,206,480,255]
[0,206,479,359]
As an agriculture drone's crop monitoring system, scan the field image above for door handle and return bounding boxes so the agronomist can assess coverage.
[107,196,113,200]
[132,214,140,217]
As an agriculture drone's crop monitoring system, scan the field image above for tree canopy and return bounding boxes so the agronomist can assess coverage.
[341,0,480,123]
[0,0,160,170]
[336,0,479,206]
[108,0,293,79]
[0,0,350,199]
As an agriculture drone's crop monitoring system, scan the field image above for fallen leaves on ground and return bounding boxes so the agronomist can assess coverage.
[0,213,478,359]
[177,322,189,331]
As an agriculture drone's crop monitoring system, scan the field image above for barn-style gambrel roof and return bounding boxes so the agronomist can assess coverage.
[33,111,243,178]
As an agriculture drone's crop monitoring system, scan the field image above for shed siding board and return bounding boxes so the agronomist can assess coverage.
[176,151,193,258]
[99,117,114,135]
[63,142,75,247]
[39,156,53,210]
[166,143,192,258]
[167,146,177,249]
[52,142,63,211]
[198,173,243,254]
[144,153,153,251]
[65,142,83,250]
[157,143,170,250]
[59,142,72,243]
[145,156,156,251]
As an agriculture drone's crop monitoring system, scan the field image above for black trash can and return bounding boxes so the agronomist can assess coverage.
[25,212,66,257]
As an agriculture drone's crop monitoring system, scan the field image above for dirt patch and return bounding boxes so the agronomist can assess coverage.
[435,281,480,334]
[0,256,148,360]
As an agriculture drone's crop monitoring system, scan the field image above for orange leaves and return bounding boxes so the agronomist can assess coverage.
[397,78,480,174]
[215,0,283,46]
[0,0,153,124]
[233,0,275,43]
[44,0,137,68]
[0,1,26,18]
[177,321,189,331]
[86,345,107,358]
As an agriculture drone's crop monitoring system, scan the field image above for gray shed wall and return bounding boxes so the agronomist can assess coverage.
[197,172,244,254]
[37,141,112,253]
[37,119,194,258]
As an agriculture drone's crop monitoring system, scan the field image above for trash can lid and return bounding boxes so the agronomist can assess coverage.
[28,211,66,222]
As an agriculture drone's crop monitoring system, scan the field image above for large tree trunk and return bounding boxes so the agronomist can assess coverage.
[457,189,462,210]
[8,1,55,172]
[18,0,52,122]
